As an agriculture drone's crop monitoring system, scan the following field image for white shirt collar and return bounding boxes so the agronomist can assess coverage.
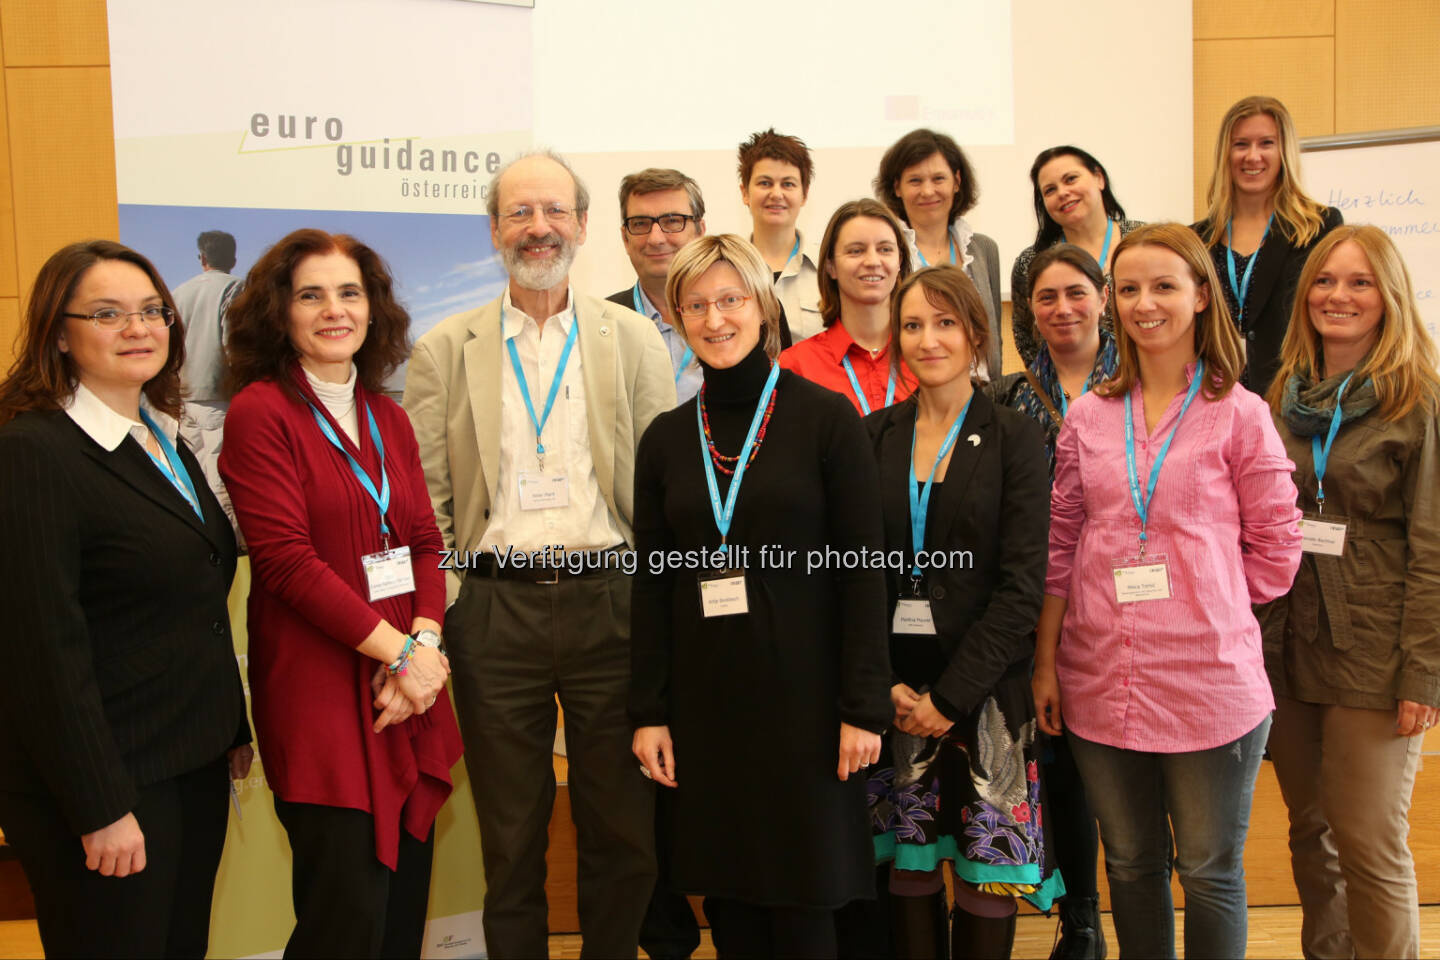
[501,286,575,339]
[62,382,178,452]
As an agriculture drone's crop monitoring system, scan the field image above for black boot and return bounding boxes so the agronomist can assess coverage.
[950,907,1015,960]
[889,891,950,960]
[1047,894,1106,960]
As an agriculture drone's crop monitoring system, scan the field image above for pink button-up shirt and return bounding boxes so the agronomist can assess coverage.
[1046,366,1302,752]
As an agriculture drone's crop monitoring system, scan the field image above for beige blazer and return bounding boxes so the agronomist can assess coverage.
[404,290,676,597]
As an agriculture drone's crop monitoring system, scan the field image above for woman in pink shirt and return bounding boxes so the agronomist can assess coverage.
[1032,223,1302,959]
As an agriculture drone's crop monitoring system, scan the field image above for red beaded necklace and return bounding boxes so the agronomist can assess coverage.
[698,382,777,476]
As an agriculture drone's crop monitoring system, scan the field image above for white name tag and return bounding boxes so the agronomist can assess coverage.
[698,573,748,618]
[362,546,415,601]
[1113,556,1170,603]
[892,599,937,635]
[1299,518,1347,556]
[518,470,569,510]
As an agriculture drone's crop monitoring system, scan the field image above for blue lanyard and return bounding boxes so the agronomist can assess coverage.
[907,394,973,579]
[783,234,801,271]
[1058,379,1090,418]
[915,234,957,268]
[696,363,780,544]
[634,283,693,385]
[1311,372,1355,512]
[841,353,896,415]
[309,398,391,541]
[504,308,578,468]
[137,410,203,520]
[1065,218,1115,272]
[1225,213,1274,327]
[1123,360,1206,553]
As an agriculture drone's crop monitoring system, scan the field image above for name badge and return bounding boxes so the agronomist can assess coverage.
[893,599,937,635]
[1113,554,1170,604]
[698,569,748,618]
[1299,517,1347,556]
[363,546,415,601]
[518,470,569,511]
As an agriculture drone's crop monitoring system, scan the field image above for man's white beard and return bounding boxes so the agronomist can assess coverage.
[501,238,575,293]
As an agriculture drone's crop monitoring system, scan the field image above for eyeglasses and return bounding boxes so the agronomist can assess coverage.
[623,214,699,236]
[500,203,577,225]
[63,306,176,329]
[676,293,751,319]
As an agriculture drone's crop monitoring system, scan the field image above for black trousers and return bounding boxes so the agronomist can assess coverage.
[1047,731,1100,900]
[446,567,656,959]
[0,757,229,959]
[272,798,435,959]
[704,897,838,959]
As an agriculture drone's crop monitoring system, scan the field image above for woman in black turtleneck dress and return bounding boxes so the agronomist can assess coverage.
[629,235,893,958]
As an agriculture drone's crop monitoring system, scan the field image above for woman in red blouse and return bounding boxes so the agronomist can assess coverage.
[219,229,462,959]
[779,199,914,414]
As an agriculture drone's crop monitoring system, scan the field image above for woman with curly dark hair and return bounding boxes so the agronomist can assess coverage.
[873,128,1003,378]
[0,240,251,958]
[219,229,462,958]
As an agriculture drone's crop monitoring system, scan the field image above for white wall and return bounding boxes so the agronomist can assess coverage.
[559,0,1193,301]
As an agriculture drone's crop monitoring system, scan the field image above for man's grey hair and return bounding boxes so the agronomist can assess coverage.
[486,148,591,220]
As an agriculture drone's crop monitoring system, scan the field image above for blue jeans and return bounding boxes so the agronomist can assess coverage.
[1067,716,1271,959]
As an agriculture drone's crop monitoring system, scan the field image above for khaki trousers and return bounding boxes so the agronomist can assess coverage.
[1268,696,1423,959]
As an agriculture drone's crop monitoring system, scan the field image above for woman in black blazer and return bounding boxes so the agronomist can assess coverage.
[0,241,251,959]
[1194,95,1341,396]
[864,265,1054,960]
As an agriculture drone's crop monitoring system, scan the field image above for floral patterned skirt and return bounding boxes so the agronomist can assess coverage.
[866,661,1064,910]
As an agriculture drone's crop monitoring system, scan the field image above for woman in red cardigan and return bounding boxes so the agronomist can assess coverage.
[219,229,462,959]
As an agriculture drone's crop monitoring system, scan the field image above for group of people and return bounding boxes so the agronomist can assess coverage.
[0,93,1433,960]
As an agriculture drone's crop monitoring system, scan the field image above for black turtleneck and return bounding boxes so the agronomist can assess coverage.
[627,340,893,905]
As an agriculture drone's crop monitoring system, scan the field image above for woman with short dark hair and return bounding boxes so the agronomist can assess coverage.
[873,128,1002,377]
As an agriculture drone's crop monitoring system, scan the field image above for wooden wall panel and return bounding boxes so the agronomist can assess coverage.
[1335,0,1440,133]
[0,0,109,67]
[1191,37,1334,217]
[0,32,16,300]
[5,65,117,298]
[0,298,18,367]
[1194,0,1334,41]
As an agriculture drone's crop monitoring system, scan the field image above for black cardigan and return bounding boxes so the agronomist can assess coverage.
[1194,206,1344,396]
[0,409,248,835]
[864,390,1050,719]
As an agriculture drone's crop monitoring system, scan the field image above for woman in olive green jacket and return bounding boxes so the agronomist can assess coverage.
[1259,224,1440,960]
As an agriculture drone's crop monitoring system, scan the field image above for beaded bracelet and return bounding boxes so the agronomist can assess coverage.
[387,636,417,677]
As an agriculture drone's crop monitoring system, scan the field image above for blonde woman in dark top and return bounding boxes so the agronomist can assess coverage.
[1194,95,1341,395]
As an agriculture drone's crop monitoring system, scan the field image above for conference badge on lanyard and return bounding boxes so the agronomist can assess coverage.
[507,308,578,509]
[694,364,779,618]
[1298,515,1347,556]
[895,396,972,634]
[1302,371,1354,555]
[363,546,415,602]
[892,599,937,635]
[1114,361,1205,603]
[309,399,416,601]
[1112,554,1171,603]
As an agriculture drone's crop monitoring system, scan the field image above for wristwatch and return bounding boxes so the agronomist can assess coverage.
[413,629,443,652]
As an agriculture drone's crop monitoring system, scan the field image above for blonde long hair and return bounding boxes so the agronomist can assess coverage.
[1201,96,1329,248]
[1266,225,1440,420]
[1098,223,1245,401]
